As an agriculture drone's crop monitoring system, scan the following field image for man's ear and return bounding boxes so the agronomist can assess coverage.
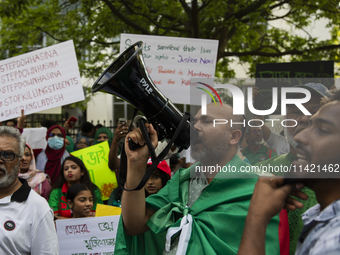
[230,130,243,146]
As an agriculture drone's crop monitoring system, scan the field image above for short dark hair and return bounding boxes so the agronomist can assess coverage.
[145,168,171,197]
[5,119,17,126]
[66,183,93,202]
[81,122,95,133]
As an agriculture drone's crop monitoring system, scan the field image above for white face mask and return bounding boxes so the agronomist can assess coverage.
[48,136,64,150]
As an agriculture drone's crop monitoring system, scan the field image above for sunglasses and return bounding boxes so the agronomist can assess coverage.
[49,133,63,138]
[0,151,21,161]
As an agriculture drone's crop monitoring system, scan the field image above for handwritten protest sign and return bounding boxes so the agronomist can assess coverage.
[120,34,218,105]
[254,61,334,114]
[56,215,120,255]
[71,142,118,201]
[0,40,84,121]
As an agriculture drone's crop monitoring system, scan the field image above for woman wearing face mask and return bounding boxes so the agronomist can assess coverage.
[19,144,52,200]
[48,156,103,220]
[66,183,94,218]
[94,127,113,145]
[36,125,69,185]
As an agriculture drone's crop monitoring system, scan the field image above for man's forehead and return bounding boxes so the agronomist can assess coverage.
[196,104,232,118]
[312,102,340,127]
[0,136,18,151]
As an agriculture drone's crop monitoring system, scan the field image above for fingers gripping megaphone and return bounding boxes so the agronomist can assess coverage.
[91,41,191,151]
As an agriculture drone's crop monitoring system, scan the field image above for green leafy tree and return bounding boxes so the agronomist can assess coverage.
[1,0,339,81]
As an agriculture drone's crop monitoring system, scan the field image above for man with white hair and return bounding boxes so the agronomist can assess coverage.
[0,126,59,254]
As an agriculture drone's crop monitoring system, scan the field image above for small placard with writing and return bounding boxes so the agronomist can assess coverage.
[56,215,120,255]
[0,40,84,121]
[120,33,219,105]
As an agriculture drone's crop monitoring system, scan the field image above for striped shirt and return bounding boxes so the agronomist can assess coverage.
[296,199,340,255]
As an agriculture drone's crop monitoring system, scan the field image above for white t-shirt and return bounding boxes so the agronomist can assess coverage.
[0,179,59,255]
[265,131,290,155]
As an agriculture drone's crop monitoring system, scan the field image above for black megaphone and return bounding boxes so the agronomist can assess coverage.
[91,41,191,151]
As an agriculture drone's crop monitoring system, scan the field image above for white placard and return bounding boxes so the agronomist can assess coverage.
[0,40,84,121]
[56,215,120,255]
[37,106,62,114]
[120,34,218,105]
[22,127,47,149]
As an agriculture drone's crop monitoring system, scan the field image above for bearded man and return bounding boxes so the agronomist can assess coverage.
[0,126,59,254]
[115,103,287,255]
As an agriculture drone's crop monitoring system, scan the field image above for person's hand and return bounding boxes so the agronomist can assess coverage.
[63,119,71,132]
[248,177,308,224]
[125,123,158,166]
[113,123,129,143]
[17,110,26,129]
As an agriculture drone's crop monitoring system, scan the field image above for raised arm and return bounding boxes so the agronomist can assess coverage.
[121,123,158,236]
[237,178,307,255]
[108,123,128,172]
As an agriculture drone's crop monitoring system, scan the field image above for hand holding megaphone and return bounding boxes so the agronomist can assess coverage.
[125,122,158,168]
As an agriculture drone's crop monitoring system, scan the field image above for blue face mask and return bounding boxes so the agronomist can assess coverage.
[48,137,64,150]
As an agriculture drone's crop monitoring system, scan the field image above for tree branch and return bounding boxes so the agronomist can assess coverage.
[101,0,151,35]
[178,0,191,16]
[192,0,199,37]
[35,27,64,42]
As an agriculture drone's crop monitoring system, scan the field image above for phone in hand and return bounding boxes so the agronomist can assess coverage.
[118,118,127,126]
[67,117,78,128]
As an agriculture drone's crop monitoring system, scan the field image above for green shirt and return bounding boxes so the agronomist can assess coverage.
[242,144,277,165]
[114,155,282,255]
[48,183,103,217]
[255,152,318,255]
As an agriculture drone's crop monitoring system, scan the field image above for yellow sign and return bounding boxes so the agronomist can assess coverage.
[71,141,117,201]
[95,204,121,217]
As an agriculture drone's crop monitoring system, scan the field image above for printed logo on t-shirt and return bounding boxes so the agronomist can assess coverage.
[4,220,15,231]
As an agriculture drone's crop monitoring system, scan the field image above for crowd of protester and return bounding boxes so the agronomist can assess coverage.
[1,82,340,254]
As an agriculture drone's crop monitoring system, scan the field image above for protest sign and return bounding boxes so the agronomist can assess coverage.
[0,40,84,121]
[254,61,334,114]
[22,127,47,149]
[71,142,118,201]
[120,33,218,105]
[56,215,120,255]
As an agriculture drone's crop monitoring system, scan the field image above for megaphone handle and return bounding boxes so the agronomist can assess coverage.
[128,138,145,150]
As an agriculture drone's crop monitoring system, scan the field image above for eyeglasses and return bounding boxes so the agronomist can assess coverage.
[0,151,21,161]
[49,133,63,138]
